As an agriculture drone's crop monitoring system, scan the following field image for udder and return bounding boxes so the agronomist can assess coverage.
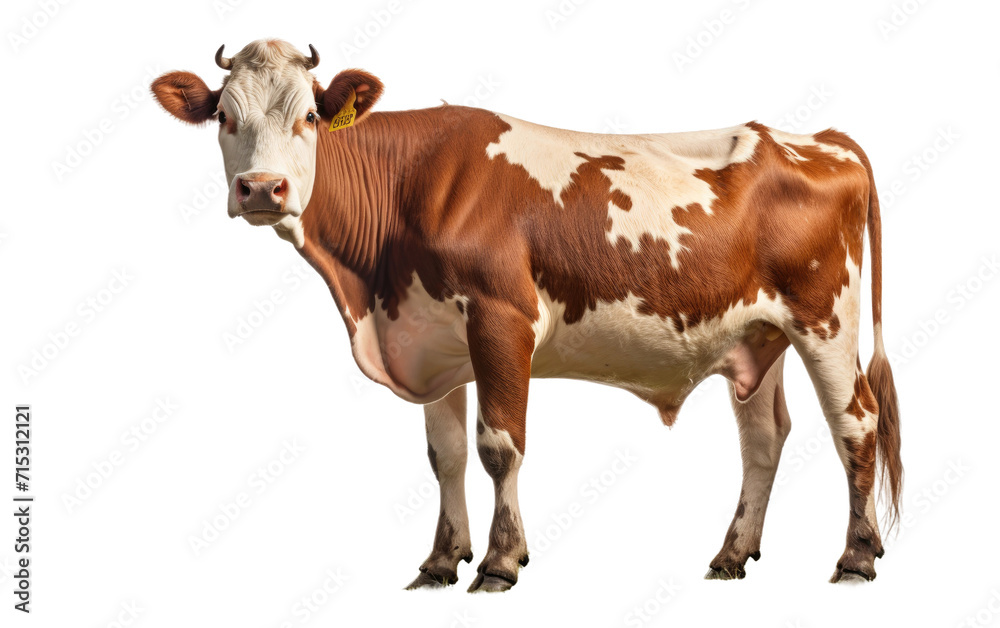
[713,321,790,401]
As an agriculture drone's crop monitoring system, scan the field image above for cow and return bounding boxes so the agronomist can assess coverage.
[151,39,902,592]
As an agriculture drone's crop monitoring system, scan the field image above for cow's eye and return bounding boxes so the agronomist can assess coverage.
[218,111,227,124]
[306,112,316,124]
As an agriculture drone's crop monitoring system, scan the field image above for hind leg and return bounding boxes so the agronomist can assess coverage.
[793,328,884,582]
[707,353,791,580]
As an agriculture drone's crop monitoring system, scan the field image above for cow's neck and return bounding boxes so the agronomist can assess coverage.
[298,112,417,279]
[290,111,443,328]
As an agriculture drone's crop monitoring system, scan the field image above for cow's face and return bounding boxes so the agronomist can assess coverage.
[151,40,383,246]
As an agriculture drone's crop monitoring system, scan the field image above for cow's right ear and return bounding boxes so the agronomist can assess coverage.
[151,71,220,125]
[314,70,384,123]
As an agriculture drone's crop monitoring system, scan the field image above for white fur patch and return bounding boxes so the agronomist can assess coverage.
[528,283,792,411]
[486,114,760,268]
[350,273,473,402]
[769,128,862,166]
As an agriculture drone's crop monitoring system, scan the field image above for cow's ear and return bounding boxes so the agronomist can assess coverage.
[151,71,220,125]
[315,70,383,123]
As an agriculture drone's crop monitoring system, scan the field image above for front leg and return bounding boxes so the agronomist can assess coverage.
[465,299,534,593]
[406,385,473,589]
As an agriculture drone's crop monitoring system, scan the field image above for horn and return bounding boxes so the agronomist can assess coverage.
[215,44,232,70]
[306,44,320,69]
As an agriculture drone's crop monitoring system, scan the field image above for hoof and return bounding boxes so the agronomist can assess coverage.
[405,566,458,590]
[830,567,875,584]
[830,549,877,584]
[705,565,746,580]
[467,572,516,593]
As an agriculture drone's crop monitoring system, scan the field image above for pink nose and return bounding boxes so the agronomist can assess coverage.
[235,176,287,211]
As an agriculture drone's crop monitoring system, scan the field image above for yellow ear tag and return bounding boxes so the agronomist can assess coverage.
[328,90,357,132]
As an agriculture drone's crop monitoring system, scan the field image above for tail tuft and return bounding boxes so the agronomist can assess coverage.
[868,339,902,532]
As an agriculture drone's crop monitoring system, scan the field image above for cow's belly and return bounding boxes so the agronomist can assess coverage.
[530,290,790,418]
[353,280,789,414]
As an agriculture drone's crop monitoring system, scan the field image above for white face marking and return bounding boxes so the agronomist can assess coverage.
[217,41,319,248]
[485,114,760,268]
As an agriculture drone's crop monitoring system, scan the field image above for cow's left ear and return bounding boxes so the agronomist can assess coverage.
[315,69,384,123]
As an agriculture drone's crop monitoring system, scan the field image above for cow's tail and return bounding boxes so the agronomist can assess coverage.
[859,149,903,533]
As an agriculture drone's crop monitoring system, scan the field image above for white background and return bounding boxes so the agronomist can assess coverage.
[3,0,999,626]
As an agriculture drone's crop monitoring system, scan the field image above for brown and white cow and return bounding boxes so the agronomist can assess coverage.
[152,40,902,591]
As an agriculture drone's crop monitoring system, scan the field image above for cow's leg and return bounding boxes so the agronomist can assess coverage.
[406,385,474,589]
[465,300,534,593]
[794,330,884,582]
[707,353,791,580]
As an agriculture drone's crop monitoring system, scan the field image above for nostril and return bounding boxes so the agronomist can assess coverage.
[272,179,287,199]
[237,178,251,200]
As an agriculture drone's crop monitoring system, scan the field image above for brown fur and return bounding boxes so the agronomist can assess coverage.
[868,352,902,530]
[314,70,384,122]
[150,72,220,125]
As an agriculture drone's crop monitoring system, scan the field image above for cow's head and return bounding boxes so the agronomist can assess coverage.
[151,39,383,245]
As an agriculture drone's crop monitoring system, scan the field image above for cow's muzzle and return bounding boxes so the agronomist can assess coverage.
[234,174,287,213]
[228,170,303,225]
